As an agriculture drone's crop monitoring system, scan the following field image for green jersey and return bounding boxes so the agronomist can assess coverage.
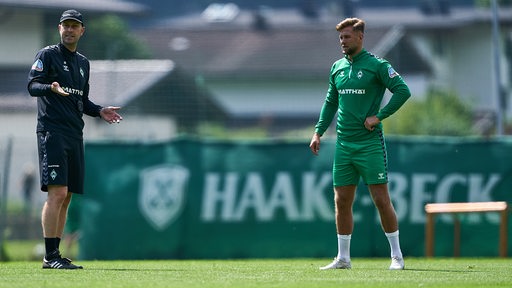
[315,49,411,141]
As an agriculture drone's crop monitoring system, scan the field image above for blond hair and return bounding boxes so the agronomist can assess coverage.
[335,18,365,33]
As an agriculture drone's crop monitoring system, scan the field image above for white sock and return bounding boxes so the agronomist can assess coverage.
[336,234,351,261]
[385,230,403,258]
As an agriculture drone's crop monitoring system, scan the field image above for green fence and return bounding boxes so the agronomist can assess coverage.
[78,137,512,260]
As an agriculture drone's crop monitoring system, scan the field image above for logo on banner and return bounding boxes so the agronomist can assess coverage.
[139,164,190,231]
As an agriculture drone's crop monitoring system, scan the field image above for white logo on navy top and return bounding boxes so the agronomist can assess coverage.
[63,61,69,72]
[50,169,57,180]
[80,67,84,78]
[31,59,44,72]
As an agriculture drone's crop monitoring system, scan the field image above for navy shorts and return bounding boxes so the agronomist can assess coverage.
[37,131,84,194]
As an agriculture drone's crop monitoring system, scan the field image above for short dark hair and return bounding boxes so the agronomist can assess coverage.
[335,18,365,33]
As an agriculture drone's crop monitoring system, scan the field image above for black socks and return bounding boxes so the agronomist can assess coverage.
[44,237,60,259]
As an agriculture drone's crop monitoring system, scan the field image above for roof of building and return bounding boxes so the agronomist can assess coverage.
[1,60,227,129]
[89,60,227,127]
[136,6,512,79]
[0,0,149,15]
[90,60,175,107]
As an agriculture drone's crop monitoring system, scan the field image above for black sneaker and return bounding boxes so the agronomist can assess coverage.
[42,256,83,269]
[61,257,83,269]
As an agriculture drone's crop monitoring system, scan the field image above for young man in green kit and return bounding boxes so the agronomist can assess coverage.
[309,18,411,270]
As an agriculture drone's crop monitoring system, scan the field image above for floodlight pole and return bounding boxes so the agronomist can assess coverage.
[491,0,504,135]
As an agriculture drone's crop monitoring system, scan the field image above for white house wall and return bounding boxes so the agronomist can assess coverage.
[0,10,43,67]
[84,115,177,141]
[410,24,509,117]
[0,112,44,206]
[207,79,326,118]
[450,26,496,112]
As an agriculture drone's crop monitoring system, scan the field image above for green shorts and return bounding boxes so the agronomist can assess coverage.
[333,132,388,186]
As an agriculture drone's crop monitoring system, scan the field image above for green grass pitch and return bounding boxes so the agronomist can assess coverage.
[0,258,511,288]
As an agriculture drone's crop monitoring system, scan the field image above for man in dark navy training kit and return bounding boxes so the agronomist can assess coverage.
[28,9,122,269]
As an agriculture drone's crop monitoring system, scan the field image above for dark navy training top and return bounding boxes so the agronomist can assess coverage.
[28,43,102,139]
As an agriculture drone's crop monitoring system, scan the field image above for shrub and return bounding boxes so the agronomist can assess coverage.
[384,89,475,136]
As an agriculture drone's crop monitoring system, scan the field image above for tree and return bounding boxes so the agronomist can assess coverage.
[83,15,152,60]
[50,14,152,60]
[384,89,475,136]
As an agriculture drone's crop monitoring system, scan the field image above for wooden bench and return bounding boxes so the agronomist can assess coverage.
[425,201,508,257]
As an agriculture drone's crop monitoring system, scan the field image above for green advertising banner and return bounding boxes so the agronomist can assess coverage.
[78,137,512,260]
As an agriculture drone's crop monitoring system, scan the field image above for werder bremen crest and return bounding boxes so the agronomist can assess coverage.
[139,164,190,231]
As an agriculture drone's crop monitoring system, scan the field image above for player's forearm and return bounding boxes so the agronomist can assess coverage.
[315,101,338,136]
[27,81,51,97]
[377,85,411,120]
[83,99,102,118]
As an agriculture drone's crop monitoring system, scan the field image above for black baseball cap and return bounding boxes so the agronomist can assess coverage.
[60,9,83,24]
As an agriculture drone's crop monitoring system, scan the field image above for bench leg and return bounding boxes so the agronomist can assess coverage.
[426,213,434,257]
[453,215,460,257]
[499,210,508,257]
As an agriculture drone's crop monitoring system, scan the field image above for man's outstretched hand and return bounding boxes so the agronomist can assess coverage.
[100,106,123,124]
[51,82,69,96]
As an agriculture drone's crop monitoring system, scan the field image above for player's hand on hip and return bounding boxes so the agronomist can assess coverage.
[100,106,123,124]
[309,133,321,156]
[364,115,380,131]
[51,82,69,96]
